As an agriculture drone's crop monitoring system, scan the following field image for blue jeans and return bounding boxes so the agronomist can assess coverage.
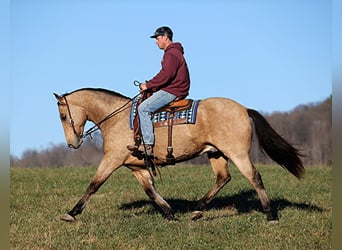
[138,90,176,145]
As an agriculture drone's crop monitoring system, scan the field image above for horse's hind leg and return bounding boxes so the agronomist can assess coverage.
[232,155,278,222]
[132,169,177,220]
[192,151,231,220]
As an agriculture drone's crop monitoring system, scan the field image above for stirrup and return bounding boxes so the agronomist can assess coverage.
[127,144,138,152]
[127,144,154,156]
[144,144,154,156]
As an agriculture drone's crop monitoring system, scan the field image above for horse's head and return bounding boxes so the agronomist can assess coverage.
[54,93,87,149]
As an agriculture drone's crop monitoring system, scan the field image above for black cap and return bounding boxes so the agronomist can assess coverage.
[150,26,173,40]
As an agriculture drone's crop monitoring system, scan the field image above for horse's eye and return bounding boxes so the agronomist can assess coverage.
[60,114,67,121]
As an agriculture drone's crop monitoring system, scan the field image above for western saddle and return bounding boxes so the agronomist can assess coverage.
[132,93,193,164]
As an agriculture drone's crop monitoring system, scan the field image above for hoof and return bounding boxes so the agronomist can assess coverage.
[165,213,178,221]
[167,216,179,222]
[60,213,76,222]
[191,211,203,221]
[266,211,279,223]
[268,219,279,224]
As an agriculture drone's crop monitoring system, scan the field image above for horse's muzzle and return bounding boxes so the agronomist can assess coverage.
[68,143,82,149]
[67,137,83,149]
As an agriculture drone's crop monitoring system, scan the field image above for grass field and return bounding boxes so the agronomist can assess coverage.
[10,164,332,249]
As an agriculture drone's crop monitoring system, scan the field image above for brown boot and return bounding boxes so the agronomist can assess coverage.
[127,144,138,151]
[127,144,153,156]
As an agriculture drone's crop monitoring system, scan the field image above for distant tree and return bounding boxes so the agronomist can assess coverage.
[264,96,331,166]
[11,132,103,168]
[10,96,331,167]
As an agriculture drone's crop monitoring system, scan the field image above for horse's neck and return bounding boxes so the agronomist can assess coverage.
[72,91,131,124]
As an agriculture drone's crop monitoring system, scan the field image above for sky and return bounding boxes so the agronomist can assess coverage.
[9,0,331,158]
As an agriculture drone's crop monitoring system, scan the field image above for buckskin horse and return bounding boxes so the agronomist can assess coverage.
[54,88,304,222]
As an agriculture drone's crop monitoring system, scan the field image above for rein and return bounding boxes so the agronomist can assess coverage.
[62,81,144,139]
[82,92,141,139]
[81,81,144,138]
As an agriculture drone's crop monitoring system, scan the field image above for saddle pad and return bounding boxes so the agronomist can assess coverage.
[129,95,200,130]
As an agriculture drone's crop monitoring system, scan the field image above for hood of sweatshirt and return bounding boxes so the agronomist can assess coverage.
[165,42,184,54]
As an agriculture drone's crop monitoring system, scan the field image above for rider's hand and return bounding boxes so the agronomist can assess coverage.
[140,83,147,92]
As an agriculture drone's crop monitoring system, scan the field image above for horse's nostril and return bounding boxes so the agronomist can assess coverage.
[68,144,74,149]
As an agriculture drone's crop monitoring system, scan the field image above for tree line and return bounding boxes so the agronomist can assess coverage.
[10,96,331,168]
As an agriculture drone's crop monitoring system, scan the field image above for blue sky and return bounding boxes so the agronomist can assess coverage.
[10,0,331,158]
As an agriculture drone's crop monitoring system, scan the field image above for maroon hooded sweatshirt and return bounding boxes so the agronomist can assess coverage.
[146,42,190,98]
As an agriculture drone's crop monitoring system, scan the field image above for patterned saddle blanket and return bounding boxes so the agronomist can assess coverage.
[129,95,200,129]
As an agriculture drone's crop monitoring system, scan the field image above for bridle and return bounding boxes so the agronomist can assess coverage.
[61,90,142,139]
[63,95,78,137]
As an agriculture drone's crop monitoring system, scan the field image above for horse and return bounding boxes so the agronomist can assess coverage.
[53,88,304,222]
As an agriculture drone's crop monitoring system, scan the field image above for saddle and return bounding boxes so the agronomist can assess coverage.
[132,94,194,164]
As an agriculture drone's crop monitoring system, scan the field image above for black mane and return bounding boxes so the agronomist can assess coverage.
[62,88,131,100]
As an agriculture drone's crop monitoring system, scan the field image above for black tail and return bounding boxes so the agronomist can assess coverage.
[247,109,305,179]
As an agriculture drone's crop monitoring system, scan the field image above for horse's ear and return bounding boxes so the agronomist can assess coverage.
[53,93,65,104]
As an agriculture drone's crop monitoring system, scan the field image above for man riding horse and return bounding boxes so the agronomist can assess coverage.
[54,27,304,223]
[127,26,191,156]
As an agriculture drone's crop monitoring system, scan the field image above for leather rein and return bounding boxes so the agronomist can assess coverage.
[62,90,141,139]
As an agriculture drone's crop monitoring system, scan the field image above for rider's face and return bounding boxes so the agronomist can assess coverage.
[155,35,168,50]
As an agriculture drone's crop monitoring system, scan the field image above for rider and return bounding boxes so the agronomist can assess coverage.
[127,26,191,156]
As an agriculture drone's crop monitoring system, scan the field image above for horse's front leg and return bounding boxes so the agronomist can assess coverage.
[61,155,121,222]
[132,169,177,221]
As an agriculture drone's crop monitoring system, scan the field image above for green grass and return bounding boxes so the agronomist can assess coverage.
[10,164,332,249]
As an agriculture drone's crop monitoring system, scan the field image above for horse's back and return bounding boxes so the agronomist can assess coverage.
[193,97,251,143]
[197,97,249,123]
